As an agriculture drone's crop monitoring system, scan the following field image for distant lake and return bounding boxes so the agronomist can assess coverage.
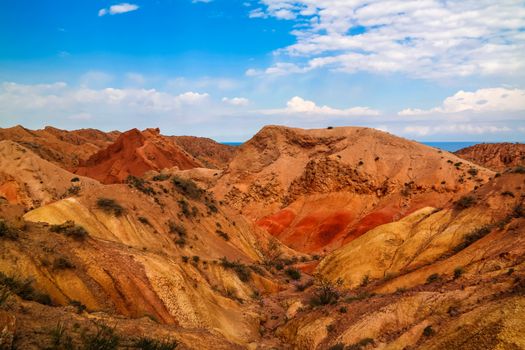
[422,142,479,152]
[222,141,479,152]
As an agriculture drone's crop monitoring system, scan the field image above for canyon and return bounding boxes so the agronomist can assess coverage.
[0,125,523,349]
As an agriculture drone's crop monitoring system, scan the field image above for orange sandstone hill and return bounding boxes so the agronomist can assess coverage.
[1,124,525,350]
[0,125,119,167]
[213,126,494,254]
[173,136,237,169]
[455,142,525,172]
[74,128,202,184]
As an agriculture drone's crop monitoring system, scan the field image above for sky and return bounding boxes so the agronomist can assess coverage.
[0,0,524,142]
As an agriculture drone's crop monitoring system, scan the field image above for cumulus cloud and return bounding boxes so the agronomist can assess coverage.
[260,96,379,117]
[249,1,525,79]
[98,3,139,16]
[399,88,525,115]
[0,82,210,124]
[222,97,250,106]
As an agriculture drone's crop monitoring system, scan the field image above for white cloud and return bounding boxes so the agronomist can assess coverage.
[404,124,511,136]
[98,3,139,16]
[260,96,379,117]
[176,92,209,104]
[0,82,209,116]
[399,88,525,115]
[222,97,250,106]
[250,1,525,79]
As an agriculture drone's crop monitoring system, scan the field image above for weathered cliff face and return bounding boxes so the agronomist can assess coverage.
[74,128,202,184]
[0,140,100,208]
[172,136,238,169]
[214,125,494,253]
[275,172,525,350]
[455,142,525,172]
[0,143,292,346]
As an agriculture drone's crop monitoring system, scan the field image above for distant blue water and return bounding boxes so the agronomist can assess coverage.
[222,142,243,147]
[222,141,478,152]
[422,142,479,152]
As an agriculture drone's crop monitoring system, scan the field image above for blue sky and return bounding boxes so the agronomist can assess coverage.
[1,0,524,141]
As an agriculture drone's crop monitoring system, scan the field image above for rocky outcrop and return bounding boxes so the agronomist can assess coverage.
[74,128,201,183]
[173,136,237,169]
[214,125,494,253]
[455,142,525,172]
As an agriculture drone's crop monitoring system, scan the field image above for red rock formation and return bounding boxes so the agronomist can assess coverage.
[214,125,494,253]
[74,128,201,184]
[455,142,525,172]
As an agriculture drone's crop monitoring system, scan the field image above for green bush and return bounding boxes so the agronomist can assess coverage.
[172,176,203,200]
[177,199,191,217]
[81,323,119,350]
[152,173,171,182]
[454,196,476,210]
[47,322,74,350]
[0,220,19,240]
[309,278,340,306]
[453,225,491,252]
[467,168,478,176]
[50,221,88,241]
[453,267,464,279]
[220,258,251,282]
[53,257,75,270]
[423,325,434,337]
[295,280,314,292]
[285,268,301,280]
[168,222,186,237]
[138,217,151,225]
[426,273,441,284]
[345,292,372,303]
[70,300,87,314]
[133,337,178,350]
[96,198,124,216]
[216,229,229,241]
[127,175,155,195]
[0,271,52,305]
[512,166,525,174]
[360,274,370,287]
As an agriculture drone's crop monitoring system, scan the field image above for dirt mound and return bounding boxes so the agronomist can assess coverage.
[0,125,119,168]
[455,142,525,172]
[74,128,201,184]
[173,136,237,169]
[214,125,494,253]
[0,140,99,208]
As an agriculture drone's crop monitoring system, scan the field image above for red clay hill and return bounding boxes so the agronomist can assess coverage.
[213,125,494,254]
[455,142,525,172]
[74,128,201,184]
